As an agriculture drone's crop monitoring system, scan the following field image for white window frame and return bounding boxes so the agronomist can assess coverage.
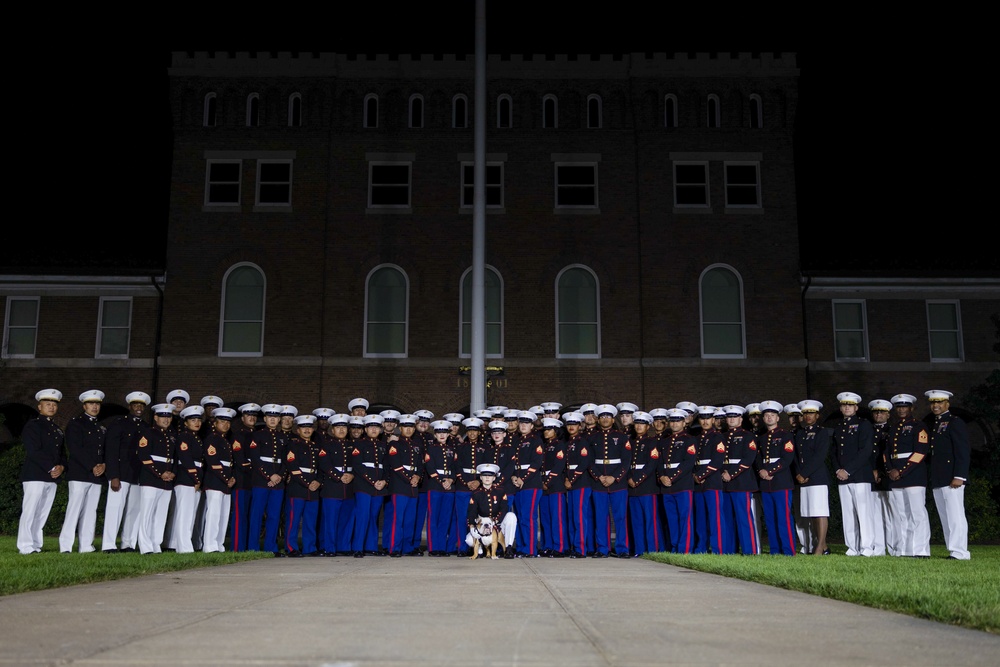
[699,264,746,359]
[707,94,720,128]
[926,300,964,362]
[542,94,558,129]
[204,159,241,207]
[832,299,869,362]
[218,262,266,358]
[554,162,598,210]
[460,161,504,209]
[95,296,132,359]
[408,94,424,129]
[452,94,468,129]
[364,264,409,359]
[673,161,709,208]
[2,296,39,359]
[288,93,302,127]
[587,94,602,129]
[664,94,678,128]
[749,94,762,129]
[246,93,260,127]
[724,161,761,208]
[364,93,378,128]
[203,92,217,127]
[256,159,293,206]
[497,94,512,129]
[555,264,601,359]
[459,266,504,358]
[368,161,412,209]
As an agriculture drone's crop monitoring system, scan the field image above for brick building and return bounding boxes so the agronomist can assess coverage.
[2,50,997,447]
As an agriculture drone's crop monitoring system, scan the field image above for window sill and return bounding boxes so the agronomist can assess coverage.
[253,205,292,213]
[673,207,714,214]
[724,207,765,215]
[366,207,413,215]
[459,207,506,215]
[202,205,242,213]
[553,207,601,215]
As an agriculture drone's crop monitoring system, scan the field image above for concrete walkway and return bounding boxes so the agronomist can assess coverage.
[1,556,997,666]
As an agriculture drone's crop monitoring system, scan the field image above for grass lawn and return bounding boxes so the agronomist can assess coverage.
[0,536,271,596]
[646,544,1000,634]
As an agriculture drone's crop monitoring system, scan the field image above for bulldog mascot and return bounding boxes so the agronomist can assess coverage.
[466,463,517,559]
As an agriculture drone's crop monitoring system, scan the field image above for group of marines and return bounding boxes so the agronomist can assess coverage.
[16,387,971,560]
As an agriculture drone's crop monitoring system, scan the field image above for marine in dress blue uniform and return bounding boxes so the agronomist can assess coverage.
[59,390,107,553]
[316,414,355,556]
[227,403,259,552]
[384,415,423,556]
[692,406,727,554]
[627,412,664,555]
[137,404,178,554]
[423,420,458,556]
[539,418,568,556]
[589,404,632,557]
[202,407,237,553]
[102,391,150,553]
[925,390,971,560]
[247,404,287,555]
[561,412,593,558]
[884,394,931,557]
[721,405,759,555]
[792,400,831,556]
[831,392,876,557]
[285,416,322,556]
[352,414,388,557]
[17,389,66,555]
[657,409,697,554]
[754,401,797,556]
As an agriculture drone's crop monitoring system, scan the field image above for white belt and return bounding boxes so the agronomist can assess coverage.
[597,458,621,464]
[299,467,314,473]
[220,461,232,467]
[893,452,913,459]
[767,457,781,464]
[193,461,203,468]
[260,456,278,463]
[435,469,449,475]
[567,464,579,470]
[518,464,531,470]
[697,459,711,465]
[462,468,476,474]
[667,463,680,469]
[633,464,645,470]
[402,464,415,471]
[727,458,741,464]
[544,470,552,476]
[361,462,382,468]
[151,455,173,463]
[333,466,350,473]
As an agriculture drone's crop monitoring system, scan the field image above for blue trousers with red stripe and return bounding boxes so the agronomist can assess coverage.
[628,494,664,554]
[453,490,472,552]
[285,497,319,554]
[725,491,758,554]
[515,488,541,555]
[662,490,694,554]
[384,494,417,554]
[566,488,592,555]
[352,493,382,552]
[540,492,567,553]
[320,497,347,554]
[228,488,251,551]
[411,492,427,553]
[248,486,283,552]
[694,489,727,554]
[593,489,628,555]
[761,489,796,555]
[425,491,455,553]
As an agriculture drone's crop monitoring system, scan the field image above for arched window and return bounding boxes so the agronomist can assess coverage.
[219,263,265,356]
[664,94,677,128]
[409,94,424,128]
[700,264,745,358]
[246,93,260,127]
[364,93,378,128]
[707,94,720,128]
[497,94,512,129]
[749,94,762,129]
[460,266,503,357]
[587,94,602,129]
[365,265,408,357]
[452,94,468,128]
[288,93,302,127]
[203,93,217,127]
[556,265,600,358]
[542,94,557,129]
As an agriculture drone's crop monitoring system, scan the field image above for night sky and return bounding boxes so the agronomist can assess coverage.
[10,8,987,272]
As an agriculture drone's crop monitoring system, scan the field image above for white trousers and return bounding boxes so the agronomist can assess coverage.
[17,481,57,554]
[171,485,198,553]
[138,485,171,554]
[465,512,517,551]
[793,490,814,554]
[933,485,970,560]
[202,490,231,553]
[870,490,893,556]
[59,481,101,552]
[839,483,875,556]
[888,486,930,557]
[102,480,141,550]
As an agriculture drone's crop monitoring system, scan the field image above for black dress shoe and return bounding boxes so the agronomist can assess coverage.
[404,550,423,557]
[321,550,338,557]
[568,551,584,559]
[390,552,402,558]
[822,549,831,555]
[367,550,385,557]
[353,551,365,558]
[503,548,516,559]
[304,551,320,557]
[614,552,630,559]
[287,551,304,558]
[272,551,287,558]
[591,552,608,558]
